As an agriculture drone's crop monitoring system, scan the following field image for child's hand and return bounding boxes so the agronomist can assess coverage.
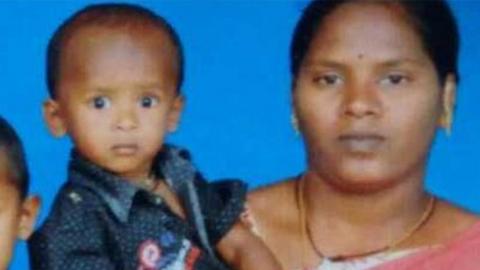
[216,221,282,270]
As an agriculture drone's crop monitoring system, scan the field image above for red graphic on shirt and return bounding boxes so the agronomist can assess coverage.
[185,246,201,270]
[138,240,162,270]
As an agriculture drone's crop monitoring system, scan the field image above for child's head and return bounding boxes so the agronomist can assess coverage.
[43,3,185,181]
[0,117,39,270]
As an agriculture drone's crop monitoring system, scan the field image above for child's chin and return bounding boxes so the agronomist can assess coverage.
[107,159,151,178]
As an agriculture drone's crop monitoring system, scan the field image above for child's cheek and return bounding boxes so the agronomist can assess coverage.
[0,210,20,269]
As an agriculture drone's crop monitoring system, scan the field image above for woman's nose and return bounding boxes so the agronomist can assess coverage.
[341,82,382,119]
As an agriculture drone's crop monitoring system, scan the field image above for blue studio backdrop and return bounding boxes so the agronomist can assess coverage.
[0,1,479,269]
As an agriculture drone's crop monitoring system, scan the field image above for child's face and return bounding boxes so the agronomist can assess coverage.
[0,155,39,270]
[44,26,183,180]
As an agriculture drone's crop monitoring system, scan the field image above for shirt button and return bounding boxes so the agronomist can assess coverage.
[153,196,162,205]
[68,191,82,204]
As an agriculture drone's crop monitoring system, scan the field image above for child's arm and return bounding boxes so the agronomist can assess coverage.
[29,227,116,270]
[28,191,116,270]
[161,148,281,269]
[216,221,282,270]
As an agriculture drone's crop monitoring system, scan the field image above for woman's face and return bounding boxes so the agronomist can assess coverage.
[294,2,455,192]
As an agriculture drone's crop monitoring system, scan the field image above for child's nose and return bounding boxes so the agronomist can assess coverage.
[115,107,138,131]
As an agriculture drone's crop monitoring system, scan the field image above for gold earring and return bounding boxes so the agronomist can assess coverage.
[444,111,453,137]
[167,121,179,133]
[55,127,67,137]
[291,114,300,134]
[440,108,453,137]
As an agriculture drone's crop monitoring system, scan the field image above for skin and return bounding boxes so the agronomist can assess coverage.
[247,3,478,270]
[296,2,445,193]
[0,153,39,270]
[43,25,280,270]
[44,25,183,181]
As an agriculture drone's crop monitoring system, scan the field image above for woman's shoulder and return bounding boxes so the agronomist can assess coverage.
[247,177,298,218]
[432,199,480,240]
[246,178,305,268]
[436,199,479,221]
[245,177,302,235]
[388,201,480,270]
[414,198,480,249]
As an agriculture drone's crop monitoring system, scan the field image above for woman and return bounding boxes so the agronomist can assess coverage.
[245,1,480,269]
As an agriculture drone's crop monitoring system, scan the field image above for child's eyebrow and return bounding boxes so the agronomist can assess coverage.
[89,87,116,95]
[137,82,167,90]
[87,82,172,96]
[136,83,174,95]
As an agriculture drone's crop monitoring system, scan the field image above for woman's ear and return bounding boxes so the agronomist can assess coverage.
[438,74,457,136]
[17,196,41,240]
[291,90,302,134]
[167,95,185,133]
[43,99,67,137]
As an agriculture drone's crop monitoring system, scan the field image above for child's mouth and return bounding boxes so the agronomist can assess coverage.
[111,144,139,156]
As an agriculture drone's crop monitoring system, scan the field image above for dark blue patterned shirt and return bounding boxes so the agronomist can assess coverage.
[29,146,246,270]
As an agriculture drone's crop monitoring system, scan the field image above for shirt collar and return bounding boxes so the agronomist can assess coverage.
[68,150,138,223]
[67,144,196,223]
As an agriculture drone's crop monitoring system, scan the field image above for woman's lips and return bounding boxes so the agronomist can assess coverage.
[338,134,385,153]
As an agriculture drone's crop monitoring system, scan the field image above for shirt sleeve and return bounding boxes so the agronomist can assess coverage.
[28,187,115,270]
[195,176,248,245]
[159,144,248,246]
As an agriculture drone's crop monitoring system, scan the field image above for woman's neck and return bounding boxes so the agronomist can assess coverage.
[302,169,432,257]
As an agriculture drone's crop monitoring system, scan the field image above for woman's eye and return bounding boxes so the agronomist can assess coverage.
[140,96,159,108]
[90,96,111,109]
[313,74,342,87]
[380,74,409,86]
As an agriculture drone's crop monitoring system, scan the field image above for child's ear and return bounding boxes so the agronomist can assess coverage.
[17,196,41,240]
[438,74,457,135]
[43,99,67,137]
[167,95,184,133]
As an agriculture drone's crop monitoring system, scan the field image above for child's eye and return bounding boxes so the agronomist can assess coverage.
[139,96,159,108]
[90,96,111,109]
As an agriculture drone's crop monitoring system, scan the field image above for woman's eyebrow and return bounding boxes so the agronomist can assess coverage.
[378,58,430,68]
[302,59,347,70]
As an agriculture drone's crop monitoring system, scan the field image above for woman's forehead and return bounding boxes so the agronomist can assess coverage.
[304,2,428,66]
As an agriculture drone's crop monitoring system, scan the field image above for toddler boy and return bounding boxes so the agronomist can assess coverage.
[29,3,279,270]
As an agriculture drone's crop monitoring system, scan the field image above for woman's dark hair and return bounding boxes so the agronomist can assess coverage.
[291,0,459,84]
[0,116,29,199]
[47,3,184,99]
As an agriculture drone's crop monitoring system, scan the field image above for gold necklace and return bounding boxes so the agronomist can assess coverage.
[296,174,436,266]
[139,174,159,192]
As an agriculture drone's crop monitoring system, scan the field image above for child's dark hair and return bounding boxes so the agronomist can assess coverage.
[47,3,184,99]
[0,116,29,199]
[291,0,459,85]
